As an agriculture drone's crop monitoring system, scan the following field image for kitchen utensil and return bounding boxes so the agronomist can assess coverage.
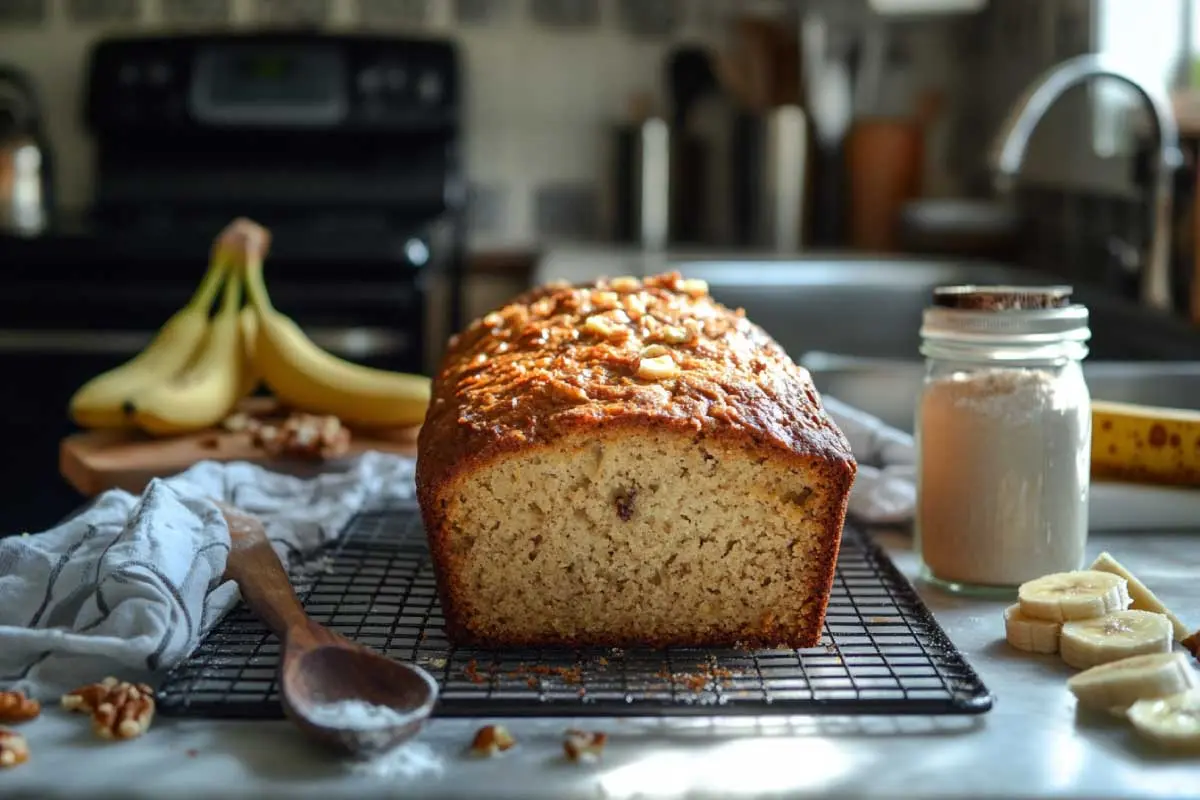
[219,504,438,756]
[667,46,718,128]
[611,93,671,249]
[731,16,778,113]
[156,510,994,719]
[0,64,51,235]
[847,91,944,252]
[731,106,808,251]
[847,118,925,252]
[59,399,419,497]
[853,24,888,117]
[661,46,722,245]
[802,14,853,247]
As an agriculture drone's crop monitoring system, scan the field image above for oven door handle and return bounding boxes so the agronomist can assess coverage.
[0,328,410,358]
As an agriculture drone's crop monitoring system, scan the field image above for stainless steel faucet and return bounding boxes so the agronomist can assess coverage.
[988,53,1183,312]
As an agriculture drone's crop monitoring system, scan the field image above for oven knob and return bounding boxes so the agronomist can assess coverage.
[416,70,443,104]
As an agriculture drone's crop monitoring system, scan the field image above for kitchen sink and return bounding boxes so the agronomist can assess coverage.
[668,256,1200,432]
[796,353,1200,433]
[677,257,1200,363]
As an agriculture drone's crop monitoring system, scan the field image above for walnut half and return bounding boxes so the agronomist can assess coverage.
[0,691,39,724]
[563,729,607,762]
[470,724,516,756]
[255,412,351,461]
[62,677,155,741]
[0,729,29,768]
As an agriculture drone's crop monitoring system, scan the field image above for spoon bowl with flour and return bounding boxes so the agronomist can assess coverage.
[219,504,439,757]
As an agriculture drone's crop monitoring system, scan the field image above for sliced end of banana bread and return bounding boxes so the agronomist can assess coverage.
[425,425,850,647]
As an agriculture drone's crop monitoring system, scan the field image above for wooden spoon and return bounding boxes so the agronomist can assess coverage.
[218,504,438,757]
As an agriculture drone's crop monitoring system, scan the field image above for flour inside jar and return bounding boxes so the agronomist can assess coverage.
[916,366,1090,588]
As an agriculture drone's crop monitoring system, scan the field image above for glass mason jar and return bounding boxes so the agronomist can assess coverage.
[914,286,1092,595]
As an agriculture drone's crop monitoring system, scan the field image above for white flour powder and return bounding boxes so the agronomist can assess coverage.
[306,699,412,730]
[306,699,445,779]
[916,368,1090,587]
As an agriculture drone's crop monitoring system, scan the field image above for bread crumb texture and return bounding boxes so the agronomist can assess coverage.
[417,272,857,648]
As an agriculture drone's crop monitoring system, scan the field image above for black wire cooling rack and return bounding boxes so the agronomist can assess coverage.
[157,503,993,718]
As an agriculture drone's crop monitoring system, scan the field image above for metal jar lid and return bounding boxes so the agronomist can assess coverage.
[921,285,1091,345]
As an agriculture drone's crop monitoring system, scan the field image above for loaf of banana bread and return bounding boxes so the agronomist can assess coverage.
[416,272,856,648]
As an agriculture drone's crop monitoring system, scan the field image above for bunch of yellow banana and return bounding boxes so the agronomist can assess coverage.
[67,218,430,437]
[232,218,431,428]
[68,247,259,436]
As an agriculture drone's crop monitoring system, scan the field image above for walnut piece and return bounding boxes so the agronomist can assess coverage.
[676,278,709,297]
[0,692,39,724]
[591,290,619,310]
[62,677,155,741]
[470,724,516,756]
[636,354,679,381]
[660,325,691,344]
[608,276,641,293]
[623,293,647,318]
[254,412,351,461]
[1183,629,1200,661]
[0,728,28,768]
[583,315,616,339]
[563,729,607,762]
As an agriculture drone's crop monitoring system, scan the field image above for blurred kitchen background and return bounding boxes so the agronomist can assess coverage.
[0,0,1199,529]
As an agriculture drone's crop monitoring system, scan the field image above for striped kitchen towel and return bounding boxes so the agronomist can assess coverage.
[823,396,915,525]
[0,451,416,700]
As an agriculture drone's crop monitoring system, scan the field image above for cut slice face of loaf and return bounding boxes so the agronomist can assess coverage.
[417,272,857,648]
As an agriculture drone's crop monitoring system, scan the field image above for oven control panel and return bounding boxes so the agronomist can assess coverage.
[85,33,458,134]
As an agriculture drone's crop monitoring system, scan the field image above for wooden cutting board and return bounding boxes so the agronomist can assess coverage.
[60,406,419,497]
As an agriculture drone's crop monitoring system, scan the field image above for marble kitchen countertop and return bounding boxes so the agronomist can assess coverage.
[3,528,1200,800]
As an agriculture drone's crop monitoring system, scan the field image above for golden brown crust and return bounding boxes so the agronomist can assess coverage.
[418,272,853,488]
[417,271,857,648]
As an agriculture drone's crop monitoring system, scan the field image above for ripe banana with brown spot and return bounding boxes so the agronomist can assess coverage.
[129,269,248,436]
[69,258,227,429]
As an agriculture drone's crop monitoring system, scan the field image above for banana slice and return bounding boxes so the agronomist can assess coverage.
[1067,652,1198,713]
[1128,689,1200,751]
[1060,610,1173,670]
[1089,552,1190,642]
[1004,604,1061,654]
[1018,571,1131,622]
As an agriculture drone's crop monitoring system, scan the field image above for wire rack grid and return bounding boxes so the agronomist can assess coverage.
[157,503,993,718]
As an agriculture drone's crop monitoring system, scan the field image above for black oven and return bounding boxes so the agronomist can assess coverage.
[0,32,465,534]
